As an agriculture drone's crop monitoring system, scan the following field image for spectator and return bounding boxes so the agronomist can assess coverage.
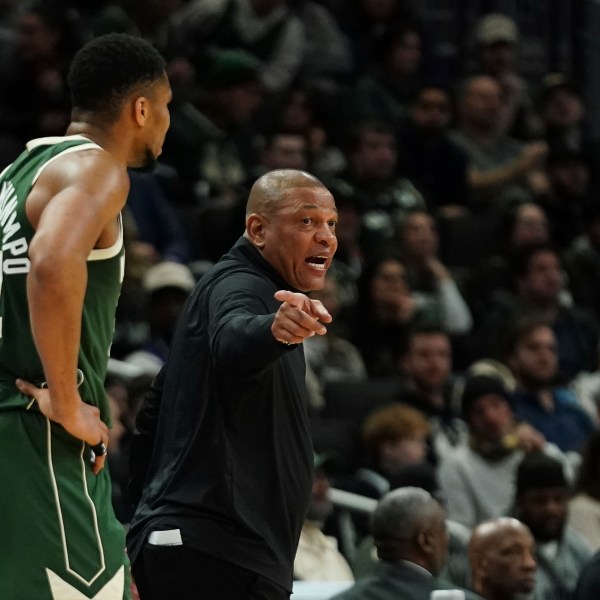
[396,84,471,215]
[352,25,424,128]
[161,48,263,208]
[330,487,482,600]
[514,452,593,600]
[540,145,593,250]
[347,403,431,508]
[338,0,420,76]
[173,0,306,94]
[350,462,474,588]
[294,452,355,582]
[396,208,473,335]
[504,318,596,455]
[294,0,352,84]
[538,73,600,173]
[466,200,549,322]
[472,13,541,140]
[304,272,366,386]
[273,86,346,179]
[253,129,310,177]
[0,0,82,166]
[126,170,190,265]
[468,517,537,600]
[451,75,548,206]
[398,325,466,455]
[567,431,600,552]
[352,255,415,378]
[439,374,568,529]
[480,243,600,380]
[125,261,196,377]
[331,121,426,261]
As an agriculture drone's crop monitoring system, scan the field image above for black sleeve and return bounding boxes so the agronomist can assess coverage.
[128,365,165,509]
[209,273,294,374]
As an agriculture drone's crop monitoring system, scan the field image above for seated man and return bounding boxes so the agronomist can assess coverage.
[514,452,593,600]
[331,487,483,599]
[505,317,596,455]
[468,517,537,600]
[439,374,569,528]
[294,453,354,583]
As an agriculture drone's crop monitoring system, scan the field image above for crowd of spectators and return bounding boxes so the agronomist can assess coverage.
[2,0,600,597]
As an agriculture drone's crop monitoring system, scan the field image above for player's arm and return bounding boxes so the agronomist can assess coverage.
[19,151,128,459]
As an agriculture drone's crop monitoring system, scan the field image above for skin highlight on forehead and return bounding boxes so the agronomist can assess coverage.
[246,169,328,218]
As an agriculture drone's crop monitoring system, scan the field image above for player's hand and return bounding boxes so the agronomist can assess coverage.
[272,290,332,345]
[15,378,109,475]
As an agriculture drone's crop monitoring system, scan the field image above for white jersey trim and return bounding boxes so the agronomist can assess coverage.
[25,136,124,261]
[45,417,106,586]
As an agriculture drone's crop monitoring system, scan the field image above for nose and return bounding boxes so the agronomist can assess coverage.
[316,223,336,246]
[523,550,537,571]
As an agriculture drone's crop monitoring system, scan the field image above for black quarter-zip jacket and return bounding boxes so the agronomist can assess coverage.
[127,237,313,592]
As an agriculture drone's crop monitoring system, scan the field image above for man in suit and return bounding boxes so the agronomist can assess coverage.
[331,487,483,599]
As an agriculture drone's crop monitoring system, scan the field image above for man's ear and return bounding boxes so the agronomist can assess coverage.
[134,95,149,127]
[471,553,487,592]
[417,527,433,555]
[246,213,267,249]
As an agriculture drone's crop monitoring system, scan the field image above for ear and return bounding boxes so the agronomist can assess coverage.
[246,214,267,249]
[471,554,487,592]
[417,528,433,555]
[379,440,396,461]
[133,95,149,127]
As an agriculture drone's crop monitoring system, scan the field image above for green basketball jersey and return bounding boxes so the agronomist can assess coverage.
[0,136,124,425]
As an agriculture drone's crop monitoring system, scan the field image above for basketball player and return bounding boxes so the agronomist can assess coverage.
[0,33,170,599]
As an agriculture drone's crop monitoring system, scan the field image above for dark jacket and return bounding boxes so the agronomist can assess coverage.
[331,561,483,600]
[127,237,313,592]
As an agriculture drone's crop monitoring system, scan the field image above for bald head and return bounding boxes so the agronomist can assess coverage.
[243,169,337,291]
[245,169,326,219]
[458,75,503,131]
[469,518,536,599]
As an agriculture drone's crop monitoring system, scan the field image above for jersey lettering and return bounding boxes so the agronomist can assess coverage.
[0,180,30,274]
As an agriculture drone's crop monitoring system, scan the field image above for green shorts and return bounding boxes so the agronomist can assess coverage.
[0,409,130,599]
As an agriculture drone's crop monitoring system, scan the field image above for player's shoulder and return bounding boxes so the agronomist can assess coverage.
[40,143,129,198]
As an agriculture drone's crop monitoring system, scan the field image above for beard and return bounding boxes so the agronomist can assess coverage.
[131,147,158,173]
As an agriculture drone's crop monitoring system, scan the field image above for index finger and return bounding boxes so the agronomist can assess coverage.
[309,299,332,324]
[274,290,309,309]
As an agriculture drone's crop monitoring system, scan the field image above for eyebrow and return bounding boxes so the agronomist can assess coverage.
[301,204,338,213]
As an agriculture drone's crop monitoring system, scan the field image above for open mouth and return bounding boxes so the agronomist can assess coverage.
[305,256,328,270]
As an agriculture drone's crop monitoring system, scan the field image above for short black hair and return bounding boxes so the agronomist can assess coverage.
[508,241,559,282]
[516,451,568,497]
[345,120,395,154]
[68,33,166,122]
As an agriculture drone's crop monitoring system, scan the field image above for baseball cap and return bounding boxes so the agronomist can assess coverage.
[143,261,196,294]
[205,49,261,90]
[475,13,519,46]
[461,374,512,422]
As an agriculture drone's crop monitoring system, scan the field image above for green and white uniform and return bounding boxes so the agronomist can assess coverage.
[0,136,129,599]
